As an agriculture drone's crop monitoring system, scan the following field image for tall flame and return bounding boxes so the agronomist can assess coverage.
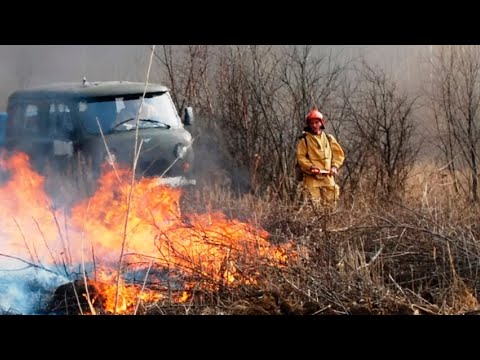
[0,151,294,314]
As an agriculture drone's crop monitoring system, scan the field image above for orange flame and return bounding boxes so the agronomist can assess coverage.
[0,151,68,264]
[0,151,294,314]
[94,269,163,314]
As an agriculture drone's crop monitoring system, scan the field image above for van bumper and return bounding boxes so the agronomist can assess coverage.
[155,176,196,187]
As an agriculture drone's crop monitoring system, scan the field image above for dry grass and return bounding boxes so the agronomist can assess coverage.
[159,163,480,315]
[32,158,480,315]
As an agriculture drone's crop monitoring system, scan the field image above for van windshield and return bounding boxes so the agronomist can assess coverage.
[79,92,182,134]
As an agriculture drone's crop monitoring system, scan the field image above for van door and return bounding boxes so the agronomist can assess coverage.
[6,101,49,170]
[48,102,74,157]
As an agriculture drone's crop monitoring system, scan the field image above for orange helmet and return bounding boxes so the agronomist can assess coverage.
[306,107,324,122]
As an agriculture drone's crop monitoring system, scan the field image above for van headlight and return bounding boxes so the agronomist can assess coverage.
[174,143,188,159]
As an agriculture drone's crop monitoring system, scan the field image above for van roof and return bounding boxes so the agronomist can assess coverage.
[8,81,169,102]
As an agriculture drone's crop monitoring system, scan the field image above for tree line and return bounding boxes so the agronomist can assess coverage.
[123,45,480,204]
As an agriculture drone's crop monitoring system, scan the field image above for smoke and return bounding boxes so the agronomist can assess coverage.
[0,150,78,315]
[0,45,148,110]
[0,258,68,314]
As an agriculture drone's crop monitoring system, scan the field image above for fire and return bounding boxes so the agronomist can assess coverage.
[0,151,294,314]
[0,151,68,264]
[94,269,164,314]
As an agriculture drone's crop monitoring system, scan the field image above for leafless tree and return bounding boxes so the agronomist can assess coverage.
[342,61,419,199]
[428,45,480,202]
[279,46,344,125]
[152,45,214,117]
[214,45,282,194]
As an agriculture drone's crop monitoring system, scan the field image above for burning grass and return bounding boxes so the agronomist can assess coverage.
[0,152,294,315]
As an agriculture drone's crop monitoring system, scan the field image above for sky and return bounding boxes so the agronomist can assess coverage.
[0,45,147,109]
[0,45,430,110]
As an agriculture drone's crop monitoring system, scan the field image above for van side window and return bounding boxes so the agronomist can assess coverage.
[24,104,40,132]
[49,102,74,138]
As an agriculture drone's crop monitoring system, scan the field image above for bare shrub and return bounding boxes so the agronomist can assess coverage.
[428,45,480,202]
[341,61,420,200]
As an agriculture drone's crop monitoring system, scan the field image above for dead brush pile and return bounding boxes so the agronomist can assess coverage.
[154,185,480,315]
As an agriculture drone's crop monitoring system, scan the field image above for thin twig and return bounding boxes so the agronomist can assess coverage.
[27,218,42,267]
[79,197,96,315]
[282,276,318,302]
[96,118,122,185]
[71,281,84,315]
[114,44,156,314]
[12,217,35,266]
[134,260,154,315]
[158,137,196,179]
[312,304,332,315]
[357,245,384,270]
[48,204,72,267]
[91,243,97,282]
[388,273,408,299]
[0,253,59,275]
[32,217,59,272]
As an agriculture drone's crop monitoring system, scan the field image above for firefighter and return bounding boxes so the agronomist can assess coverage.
[296,107,345,209]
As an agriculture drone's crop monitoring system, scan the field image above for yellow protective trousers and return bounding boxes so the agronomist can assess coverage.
[303,173,340,208]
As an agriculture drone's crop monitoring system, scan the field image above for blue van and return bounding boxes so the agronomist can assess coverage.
[4,81,195,186]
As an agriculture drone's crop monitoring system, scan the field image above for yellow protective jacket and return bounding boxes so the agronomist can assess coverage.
[296,131,345,188]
